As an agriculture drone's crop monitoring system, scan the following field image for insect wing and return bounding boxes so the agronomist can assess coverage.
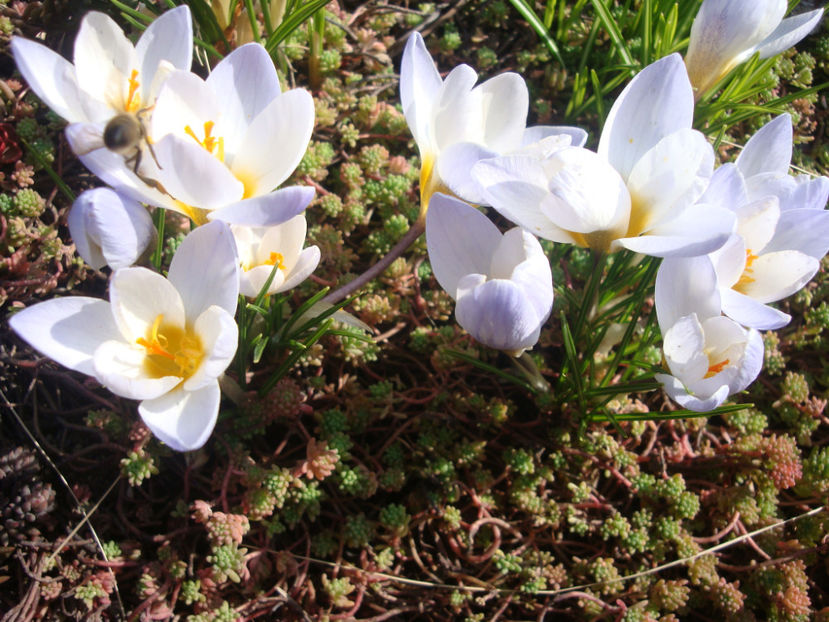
[65,122,106,156]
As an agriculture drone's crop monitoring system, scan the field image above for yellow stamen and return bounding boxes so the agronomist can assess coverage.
[735,249,759,291]
[184,121,225,162]
[125,69,141,113]
[265,252,285,270]
[704,358,730,379]
[136,314,204,379]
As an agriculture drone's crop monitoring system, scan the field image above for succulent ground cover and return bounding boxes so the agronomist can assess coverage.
[2,1,829,620]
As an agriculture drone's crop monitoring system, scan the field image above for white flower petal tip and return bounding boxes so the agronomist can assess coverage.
[426,194,553,354]
[685,0,821,97]
[68,188,156,270]
[139,384,220,451]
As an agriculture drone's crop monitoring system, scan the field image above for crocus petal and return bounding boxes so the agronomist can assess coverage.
[736,250,818,303]
[10,37,86,123]
[763,207,829,258]
[240,265,286,298]
[257,214,307,269]
[426,194,502,296]
[399,32,443,150]
[73,12,137,110]
[721,288,791,330]
[736,113,792,177]
[183,306,238,391]
[151,135,243,209]
[151,71,221,144]
[655,256,721,332]
[207,43,282,146]
[209,185,315,226]
[626,129,713,232]
[168,220,240,320]
[232,88,315,193]
[710,234,746,289]
[93,340,180,400]
[68,188,155,270]
[110,267,185,342]
[135,6,193,101]
[432,64,482,151]
[729,328,764,394]
[522,125,588,148]
[756,9,825,59]
[656,373,731,412]
[785,176,829,212]
[276,246,320,293]
[598,54,693,181]
[9,298,119,376]
[438,142,499,204]
[700,163,748,210]
[139,384,220,451]
[734,196,779,252]
[684,0,786,95]
[662,313,710,382]
[616,205,735,258]
[455,277,544,354]
[497,228,554,322]
[479,72,528,152]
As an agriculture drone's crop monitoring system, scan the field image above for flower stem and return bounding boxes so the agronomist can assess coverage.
[323,220,426,304]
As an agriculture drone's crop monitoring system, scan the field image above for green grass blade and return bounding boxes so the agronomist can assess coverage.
[507,0,565,66]
[264,0,329,53]
[590,0,635,69]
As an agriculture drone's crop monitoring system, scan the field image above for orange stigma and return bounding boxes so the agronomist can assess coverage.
[184,121,225,161]
[125,69,141,113]
[704,359,730,378]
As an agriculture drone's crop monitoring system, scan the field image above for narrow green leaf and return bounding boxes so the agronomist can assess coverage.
[264,0,330,53]
[507,0,565,66]
[590,0,635,69]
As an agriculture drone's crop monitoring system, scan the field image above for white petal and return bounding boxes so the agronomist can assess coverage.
[498,228,554,322]
[763,207,829,258]
[522,125,588,148]
[685,0,786,94]
[598,54,693,180]
[736,250,818,303]
[662,314,709,382]
[438,142,499,204]
[240,264,286,298]
[784,175,829,212]
[73,12,137,111]
[745,171,796,205]
[729,328,764,394]
[139,384,220,451]
[256,214,307,269]
[721,288,791,330]
[68,188,155,270]
[110,267,185,342]
[9,298,119,376]
[232,88,315,193]
[756,9,825,59]
[626,129,714,232]
[657,373,731,412]
[734,196,780,252]
[656,257,721,332]
[432,65,482,151]
[93,340,180,399]
[151,70,220,144]
[183,306,238,391]
[426,194,502,296]
[151,135,243,209]
[710,234,746,289]
[207,43,282,147]
[399,32,443,150]
[135,6,193,102]
[455,278,545,354]
[616,205,735,258]
[737,113,792,177]
[11,37,86,123]
[478,72,528,152]
[700,163,748,210]
[168,220,240,320]
[209,185,314,226]
[275,246,320,293]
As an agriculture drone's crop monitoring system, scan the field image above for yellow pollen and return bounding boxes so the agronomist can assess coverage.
[136,314,204,379]
[184,121,225,162]
[125,69,141,113]
[735,249,759,290]
[265,252,285,270]
[704,358,730,379]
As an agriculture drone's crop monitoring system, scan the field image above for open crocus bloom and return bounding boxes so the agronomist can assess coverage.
[474,54,734,257]
[233,214,321,298]
[400,31,586,213]
[13,7,193,210]
[426,193,553,355]
[10,221,239,451]
[68,187,156,270]
[685,0,824,97]
[654,256,764,412]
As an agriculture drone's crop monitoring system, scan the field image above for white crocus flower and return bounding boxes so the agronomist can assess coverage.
[141,43,316,226]
[9,221,240,451]
[685,0,824,97]
[474,54,734,257]
[68,188,156,270]
[233,215,321,298]
[426,193,553,355]
[12,7,193,211]
[400,32,586,213]
[655,256,764,412]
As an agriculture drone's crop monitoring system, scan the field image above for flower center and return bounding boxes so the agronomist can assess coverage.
[125,69,142,113]
[265,252,285,270]
[184,120,225,162]
[734,249,759,292]
[136,314,204,379]
[704,357,730,379]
